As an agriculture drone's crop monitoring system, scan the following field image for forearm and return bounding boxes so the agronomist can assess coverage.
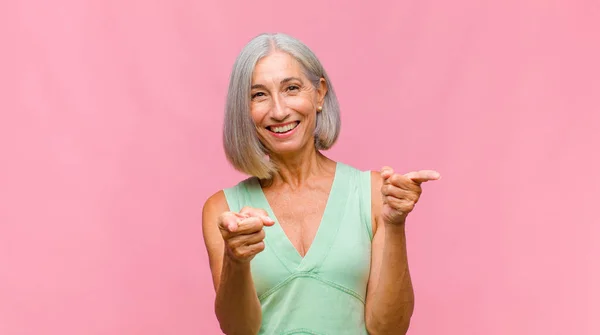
[366,223,414,334]
[215,252,262,335]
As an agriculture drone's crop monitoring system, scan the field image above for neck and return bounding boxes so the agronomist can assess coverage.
[266,148,333,189]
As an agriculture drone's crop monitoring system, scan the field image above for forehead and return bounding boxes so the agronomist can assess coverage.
[252,52,304,83]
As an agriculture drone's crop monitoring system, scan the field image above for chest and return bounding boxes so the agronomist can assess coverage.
[263,185,330,257]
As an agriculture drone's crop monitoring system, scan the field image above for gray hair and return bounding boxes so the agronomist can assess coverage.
[222,32,341,180]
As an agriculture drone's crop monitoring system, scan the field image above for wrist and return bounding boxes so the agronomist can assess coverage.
[383,217,406,227]
[223,247,253,269]
[383,219,407,234]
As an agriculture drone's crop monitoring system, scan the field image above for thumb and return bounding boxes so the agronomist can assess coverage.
[380,166,394,179]
[219,212,243,233]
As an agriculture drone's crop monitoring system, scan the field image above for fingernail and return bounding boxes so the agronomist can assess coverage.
[262,215,274,223]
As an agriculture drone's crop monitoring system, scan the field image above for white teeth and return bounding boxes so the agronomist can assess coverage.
[271,122,298,133]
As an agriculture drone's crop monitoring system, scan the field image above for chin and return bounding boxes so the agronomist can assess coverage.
[260,129,315,157]
[268,146,302,156]
[264,140,303,154]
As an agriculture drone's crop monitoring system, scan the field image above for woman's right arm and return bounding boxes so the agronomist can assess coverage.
[202,191,273,335]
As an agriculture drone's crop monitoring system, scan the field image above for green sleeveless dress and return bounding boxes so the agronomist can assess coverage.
[223,162,373,335]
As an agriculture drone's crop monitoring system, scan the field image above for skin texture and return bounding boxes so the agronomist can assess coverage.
[202,51,440,334]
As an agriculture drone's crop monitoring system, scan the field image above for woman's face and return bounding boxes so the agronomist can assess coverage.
[249,51,327,157]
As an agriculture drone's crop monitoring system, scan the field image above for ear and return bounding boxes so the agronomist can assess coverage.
[316,77,328,106]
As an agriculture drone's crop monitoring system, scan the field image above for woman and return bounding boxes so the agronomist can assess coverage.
[202,33,440,335]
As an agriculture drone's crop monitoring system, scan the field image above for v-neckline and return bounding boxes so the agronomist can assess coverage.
[251,162,345,272]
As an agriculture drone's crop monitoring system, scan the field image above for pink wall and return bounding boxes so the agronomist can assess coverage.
[1,1,598,334]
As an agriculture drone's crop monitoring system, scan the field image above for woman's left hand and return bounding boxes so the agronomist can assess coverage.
[380,166,441,225]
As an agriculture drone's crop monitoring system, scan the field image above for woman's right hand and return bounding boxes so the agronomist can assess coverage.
[217,207,275,263]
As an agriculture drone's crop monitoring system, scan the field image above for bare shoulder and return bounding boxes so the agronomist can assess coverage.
[369,170,384,235]
[202,190,229,223]
[202,189,229,241]
[201,190,230,291]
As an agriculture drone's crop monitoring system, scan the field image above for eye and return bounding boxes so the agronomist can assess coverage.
[287,85,300,91]
[251,92,266,99]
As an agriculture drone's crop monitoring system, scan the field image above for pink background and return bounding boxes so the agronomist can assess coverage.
[1,0,598,334]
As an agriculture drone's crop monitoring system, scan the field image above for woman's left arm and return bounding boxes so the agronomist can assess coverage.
[364,167,441,335]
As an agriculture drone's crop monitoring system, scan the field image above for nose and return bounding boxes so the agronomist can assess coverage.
[270,93,290,121]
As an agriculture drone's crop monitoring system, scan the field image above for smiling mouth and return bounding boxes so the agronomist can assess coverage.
[267,121,300,134]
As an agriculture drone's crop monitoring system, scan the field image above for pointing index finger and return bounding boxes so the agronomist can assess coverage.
[239,207,275,226]
[404,170,442,184]
[235,216,267,234]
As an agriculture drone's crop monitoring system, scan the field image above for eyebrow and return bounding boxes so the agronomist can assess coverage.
[251,77,302,90]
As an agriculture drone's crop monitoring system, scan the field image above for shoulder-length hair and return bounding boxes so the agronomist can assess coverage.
[222,33,341,180]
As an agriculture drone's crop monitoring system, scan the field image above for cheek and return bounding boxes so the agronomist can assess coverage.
[250,102,269,123]
[284,96,316,114]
